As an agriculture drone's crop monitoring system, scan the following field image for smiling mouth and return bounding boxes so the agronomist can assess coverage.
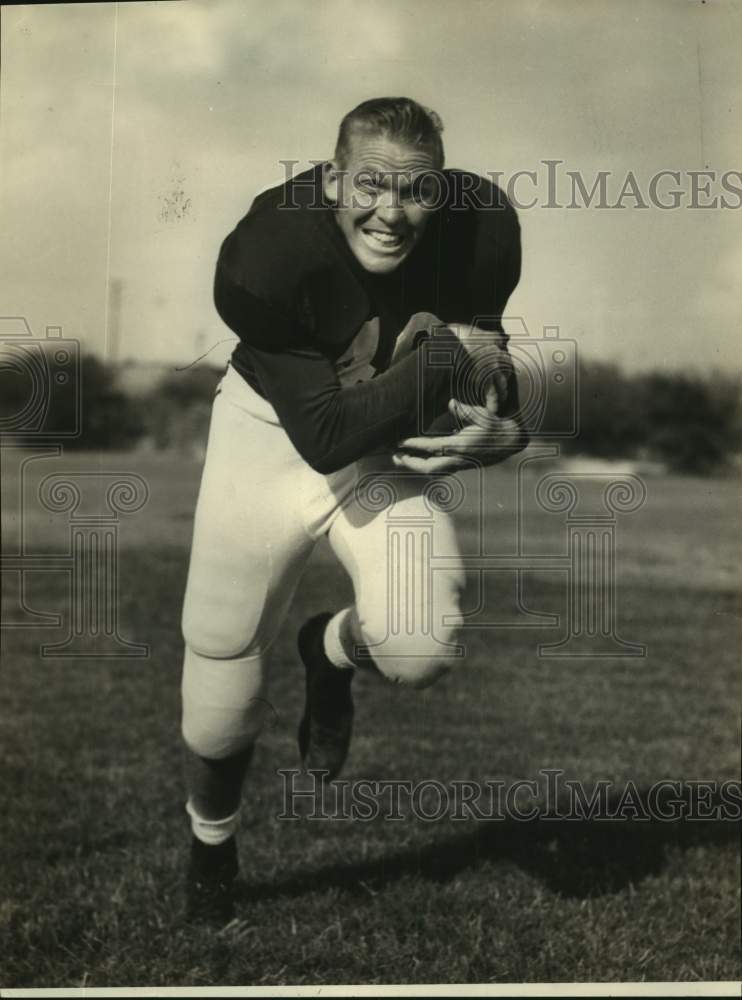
[360,228,408,252]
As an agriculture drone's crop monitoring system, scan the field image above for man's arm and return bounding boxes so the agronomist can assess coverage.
[393,343,530,474]
[393,200,528,473]
[215,247,474,473]
[242,338,459,475]
[214,205,521,475]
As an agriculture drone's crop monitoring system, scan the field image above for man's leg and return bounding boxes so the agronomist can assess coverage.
[179,370,315,921]
[296,611,355,779]
[181,648,273,824]
[326,467,466,689]
[294,464,467,780]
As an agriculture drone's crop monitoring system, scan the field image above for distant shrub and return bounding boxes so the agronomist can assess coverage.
[140,366,222,453]
[570,360,647,459]
[641,371,742,474]
[0,353,144,450]
[557,361,742,475]
[72,355,145,450]
[156,366,222,407]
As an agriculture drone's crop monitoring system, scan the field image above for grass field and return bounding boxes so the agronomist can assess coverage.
[1,448,740,988]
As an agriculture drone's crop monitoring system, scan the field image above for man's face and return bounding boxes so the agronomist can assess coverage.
[325,133,441,275]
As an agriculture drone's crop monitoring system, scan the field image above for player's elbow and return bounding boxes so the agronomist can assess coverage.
[286,400,369,474]
[306,452,346,475]
[288,418,355,474]
[291,436,348,475]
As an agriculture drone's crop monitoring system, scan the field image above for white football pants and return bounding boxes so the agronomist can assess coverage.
[181,364,465,760]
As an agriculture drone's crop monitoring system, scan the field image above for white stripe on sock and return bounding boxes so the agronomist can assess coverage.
[186,799,241,846]
[323,608,356,669]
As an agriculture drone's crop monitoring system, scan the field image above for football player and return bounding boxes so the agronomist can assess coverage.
[180,97,528,922]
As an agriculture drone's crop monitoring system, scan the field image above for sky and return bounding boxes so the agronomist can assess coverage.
[1,0,741,374]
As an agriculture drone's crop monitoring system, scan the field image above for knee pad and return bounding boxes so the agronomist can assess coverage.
[181,646,275,760]
[181,595,262,660]
[356,561,465,688]
[362,611,464,690]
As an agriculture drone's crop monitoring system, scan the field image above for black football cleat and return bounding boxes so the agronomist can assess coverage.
[185,834,239,926]
[297,612,354,781]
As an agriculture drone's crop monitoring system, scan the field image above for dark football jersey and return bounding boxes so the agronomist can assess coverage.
[214,164,521,473]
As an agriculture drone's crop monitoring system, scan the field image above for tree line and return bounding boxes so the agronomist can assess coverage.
[1,354,740,475]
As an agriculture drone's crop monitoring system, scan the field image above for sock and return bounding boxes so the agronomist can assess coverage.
[323,608,356,669]
[186,798,240,846]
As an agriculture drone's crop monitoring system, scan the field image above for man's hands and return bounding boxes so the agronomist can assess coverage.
[388,317,528,475]
[444,322,513,410]
[393,380,528,475]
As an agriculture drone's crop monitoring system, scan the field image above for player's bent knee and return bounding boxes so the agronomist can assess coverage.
[365,615,464,690]
[388,654,452,690]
